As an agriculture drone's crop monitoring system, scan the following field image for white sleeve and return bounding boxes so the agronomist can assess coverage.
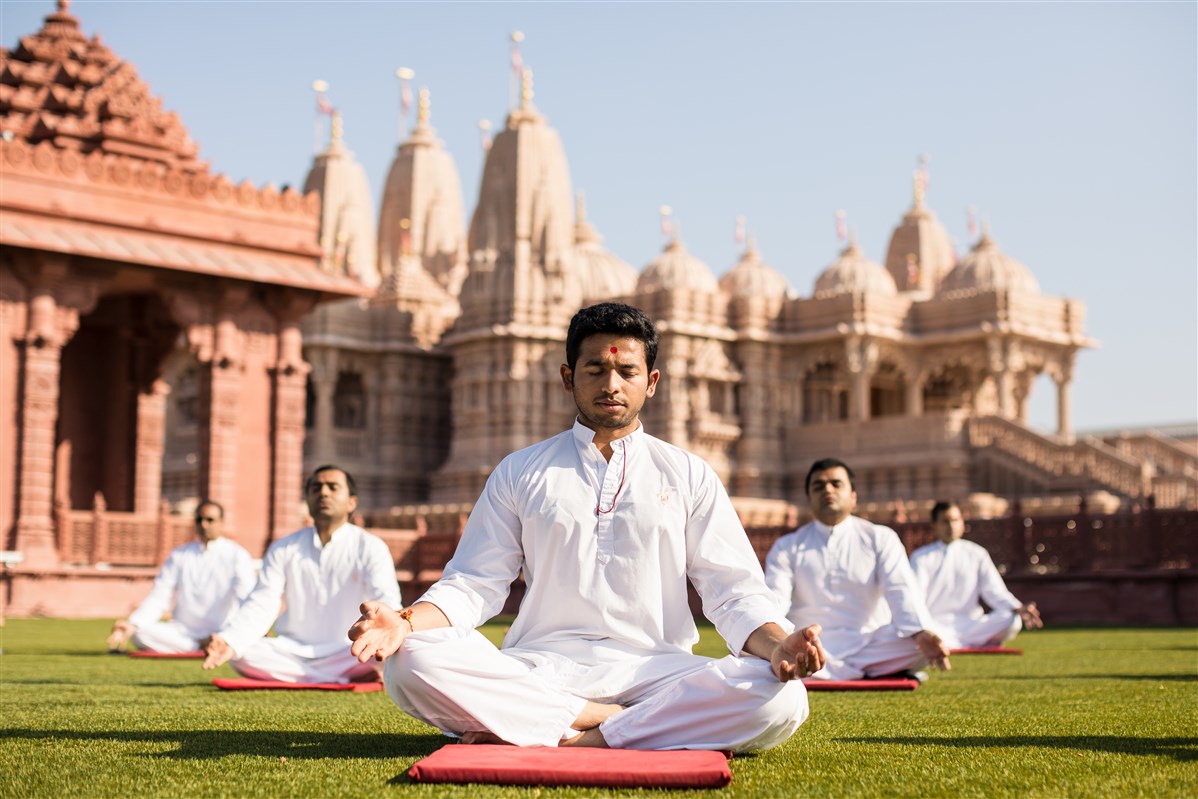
[762,535,796,617]
[875,527,934,637]
[976,547,1021,612]
[128,550,181,629]
[218,542,287,657]
[685,465,792,655]
[418,462,525,628]
[362,533,403,609]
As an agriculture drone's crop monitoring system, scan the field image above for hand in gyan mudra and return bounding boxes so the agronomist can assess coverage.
[349,601,408,663]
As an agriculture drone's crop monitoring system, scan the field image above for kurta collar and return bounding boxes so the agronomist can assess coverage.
[812,517,854,538]
[311,523,350,550]
[571,418,643,457]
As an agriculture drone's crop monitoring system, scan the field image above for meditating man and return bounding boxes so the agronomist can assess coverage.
[910,501,1043,648]
[107,500,255,654]
[349,302,825,751]
[764,458,951,681]
[203,465,401,683]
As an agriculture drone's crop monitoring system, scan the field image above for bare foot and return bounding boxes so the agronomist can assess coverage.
[572,701,624,730]
[460,731,513,745]
[560,727,609,748]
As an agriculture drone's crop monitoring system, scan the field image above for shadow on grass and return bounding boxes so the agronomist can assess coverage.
[838,735,1197,761]
[0,728,444,760]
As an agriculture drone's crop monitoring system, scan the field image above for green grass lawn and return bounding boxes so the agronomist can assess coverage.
[1,619,1195,798]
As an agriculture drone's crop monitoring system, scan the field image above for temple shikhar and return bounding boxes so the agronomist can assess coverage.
[2,3,1194,615]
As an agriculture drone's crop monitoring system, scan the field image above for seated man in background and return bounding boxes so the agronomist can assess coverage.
[107,499,254,654]
[765,458,951,681]
[203,465,401,683]
[910,501,1043,648]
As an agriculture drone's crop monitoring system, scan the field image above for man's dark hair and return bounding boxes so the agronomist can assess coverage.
[565,303,660,372]
[805,458,856,493]
[307,464,357,497]
[195,499,224,520]
[930,501,958,523]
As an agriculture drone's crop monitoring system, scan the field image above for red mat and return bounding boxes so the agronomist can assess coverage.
[950,646,1023,655]
[802,677,919,691]
[211,677,384,693]
[407,744,732,788]
[128,650,205,659]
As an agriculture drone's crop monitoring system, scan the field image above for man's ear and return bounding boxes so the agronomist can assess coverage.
[560,363,574,393]
[645,368,660,398]
[347,494,359,514]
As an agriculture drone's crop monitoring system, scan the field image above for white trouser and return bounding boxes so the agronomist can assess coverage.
[933,610,1021,649]
[812,624,929,681]
[132,620,206,653]
[383,628,809,752]
[231,637,380,684]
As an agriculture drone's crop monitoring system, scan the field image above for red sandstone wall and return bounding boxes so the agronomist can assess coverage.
[232,334,274,558]
[0,278,22,549]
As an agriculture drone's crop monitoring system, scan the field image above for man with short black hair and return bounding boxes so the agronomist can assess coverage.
[348,302,825,751]
[910,501,1042,648]
[203,465,401,683]
[107,499,255,654]
[764,458,951,680]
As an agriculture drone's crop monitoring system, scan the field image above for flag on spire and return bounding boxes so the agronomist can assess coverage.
[917,153,930,195]
[966,206,978,238]
[835,209,848,241]
[312,79,333,115]
[479,119,493,152]
[659,205,673,239]
[510,31,524,77]
[396,68,415,120]
[735,215,746,247]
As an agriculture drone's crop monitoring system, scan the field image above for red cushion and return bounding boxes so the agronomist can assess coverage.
[211,678,383,693]
[950,647,1023,655]
[128,651,205,659]
[407,744,732,788]
[802,677,919,691]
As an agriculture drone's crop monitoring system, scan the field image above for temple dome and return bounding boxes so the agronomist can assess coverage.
[814,237,897,297]
[637,237,719,294]
[883,176,956,293]
[939,228,1040,295]
[302,112,378,288]
[719,240,789,298]
[377,89,467,297]
[572,193,637,301]
[0,0,204,170]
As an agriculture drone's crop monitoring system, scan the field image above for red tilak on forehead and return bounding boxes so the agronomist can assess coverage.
[610,346,618,354]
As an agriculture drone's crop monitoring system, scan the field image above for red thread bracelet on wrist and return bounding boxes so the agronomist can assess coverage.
[399,607,415,633]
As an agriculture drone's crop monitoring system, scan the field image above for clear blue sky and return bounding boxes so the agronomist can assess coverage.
[3,0,1195,433]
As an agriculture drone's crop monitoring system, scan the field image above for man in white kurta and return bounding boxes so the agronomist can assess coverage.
[910,501,1042,648]
[765,459,951,681]
[203,466,401,683]
[348,303,825,751]
[108,501,255,654]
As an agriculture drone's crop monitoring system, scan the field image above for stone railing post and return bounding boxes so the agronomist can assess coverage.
[90,492,109,565]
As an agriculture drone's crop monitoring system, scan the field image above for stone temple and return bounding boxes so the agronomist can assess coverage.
[2,3,1194,615]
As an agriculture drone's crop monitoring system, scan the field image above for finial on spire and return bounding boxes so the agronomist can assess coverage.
[747,232,758,254]
[913,153,930,208]
[331,110,343,143]
[58,0,70,11]
[520,67,534,109]
[735,214,746,249]
[659,205,673,240]
[416,87,430,127]
[835,209,848,241]
[479,119,493,151]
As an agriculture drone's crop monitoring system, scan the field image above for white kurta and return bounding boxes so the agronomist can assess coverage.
[764,516,934,680]
[219,523,401,682]
[391,420,806,751]
[910,538,1022,648]
[127,537,256,653]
